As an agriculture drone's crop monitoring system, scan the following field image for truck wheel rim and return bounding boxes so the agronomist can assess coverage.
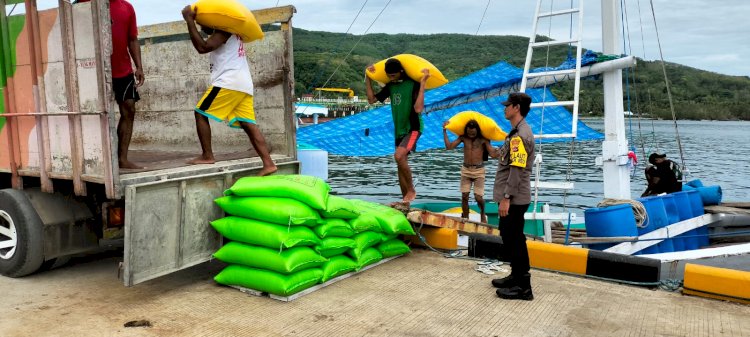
[0,210,17,260]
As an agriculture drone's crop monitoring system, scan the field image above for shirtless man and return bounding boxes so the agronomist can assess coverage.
[443,120,499,222]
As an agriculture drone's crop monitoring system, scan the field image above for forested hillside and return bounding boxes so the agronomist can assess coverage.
[292,28,750,120]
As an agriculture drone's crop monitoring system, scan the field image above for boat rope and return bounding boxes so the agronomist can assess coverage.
[318,0,392,91]
[621,0,652,176]
[298,0,371,115]
[475,0,492,36]
[597,198,648,228]
[648,0,688,173]
[530,0,557,215]
[413,217,487,262]
[621,0,635,152]
[633,0,660,156]
[318,0,391,92]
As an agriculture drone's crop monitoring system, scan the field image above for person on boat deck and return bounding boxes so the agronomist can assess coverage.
[365,59,429,204]
[180,6,277,176]
[641,153,682,197]
[492,92,535,301]
[443,120,499,223]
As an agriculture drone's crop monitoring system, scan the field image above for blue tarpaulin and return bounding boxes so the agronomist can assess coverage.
[298,56,604,156]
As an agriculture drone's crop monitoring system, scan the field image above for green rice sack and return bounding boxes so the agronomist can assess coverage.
[351,199,415,235]
[320,255,358,282]
[315,237,356,258]
[224,175,330,210]
[353,247,383,270]
[313,218,355,239]
[214,265,322,296]
[213,242,327,274]
[376,239,411,258]
[319,195,360,219]
[215,196,320,226]
[211,216,320,249]
[347,231,384,260]
[348,213,382,233]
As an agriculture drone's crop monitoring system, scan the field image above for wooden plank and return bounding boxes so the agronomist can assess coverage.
[229,255,403,302]
[407,210,500,236]
[704,205,750,216]
[60,0,86,196]
[720,202,750,209]
[605,214,722,255]
[565,236,636,244]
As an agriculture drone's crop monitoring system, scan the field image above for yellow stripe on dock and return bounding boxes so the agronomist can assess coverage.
[528,240,588,275]
[683,263,750,304]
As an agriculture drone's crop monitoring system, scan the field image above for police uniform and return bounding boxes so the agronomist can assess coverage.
[493,117,535,289]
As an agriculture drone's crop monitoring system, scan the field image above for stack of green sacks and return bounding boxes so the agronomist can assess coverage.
[210,175,415,297]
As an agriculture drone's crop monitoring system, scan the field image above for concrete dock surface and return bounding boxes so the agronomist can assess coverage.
[2,249,748,337]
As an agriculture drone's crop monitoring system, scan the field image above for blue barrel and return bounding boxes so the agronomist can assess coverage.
[685,189,709,248]
[686,179,704,188]
[684,189,705,217]
[696,185,722,205]
[660,194,684,251]
[584,204,638,250]
[636,197,674,254]
[672,191,699,250]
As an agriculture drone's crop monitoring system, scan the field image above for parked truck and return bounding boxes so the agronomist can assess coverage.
[0,0,298,286]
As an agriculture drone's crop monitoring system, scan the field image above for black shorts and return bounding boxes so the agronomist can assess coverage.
[112,73,140,104]
[395,131,421,154]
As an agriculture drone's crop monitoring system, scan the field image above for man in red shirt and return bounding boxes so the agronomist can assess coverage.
[77,0,144,168]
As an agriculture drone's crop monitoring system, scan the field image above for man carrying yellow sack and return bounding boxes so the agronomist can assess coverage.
[492,92,535,301]
[181,5,276,176]
[365,59,429,205]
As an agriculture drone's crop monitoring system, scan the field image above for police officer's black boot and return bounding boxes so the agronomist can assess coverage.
[496,273,533,301]
[491,274,517,288]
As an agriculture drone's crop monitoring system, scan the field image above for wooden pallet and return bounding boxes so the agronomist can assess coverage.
[229,255,403,302]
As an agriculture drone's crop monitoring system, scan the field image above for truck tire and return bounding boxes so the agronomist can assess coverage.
[0,189,45,277]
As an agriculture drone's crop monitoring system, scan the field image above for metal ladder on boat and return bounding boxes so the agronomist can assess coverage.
[520,0,585,140]
[519,1,585,241]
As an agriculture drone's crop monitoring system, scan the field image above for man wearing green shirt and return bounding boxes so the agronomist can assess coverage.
[365,59,429,204]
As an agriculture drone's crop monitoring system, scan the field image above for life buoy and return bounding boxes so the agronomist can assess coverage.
[192,0,264,43]
[366,54,448,89]
[445,111,507,141]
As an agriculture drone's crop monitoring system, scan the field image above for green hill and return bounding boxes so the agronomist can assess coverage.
[292,28,750,120]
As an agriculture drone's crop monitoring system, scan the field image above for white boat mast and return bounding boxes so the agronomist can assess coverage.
[598,0,631,199]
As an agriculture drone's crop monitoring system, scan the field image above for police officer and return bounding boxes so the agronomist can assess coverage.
[492,92,535,301]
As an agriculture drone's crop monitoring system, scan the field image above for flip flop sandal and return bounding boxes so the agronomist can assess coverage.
[477,260,499,265]
[475,266,496,275]
[486,264,507,272]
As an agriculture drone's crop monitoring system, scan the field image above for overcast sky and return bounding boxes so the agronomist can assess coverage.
[122,0,749,77]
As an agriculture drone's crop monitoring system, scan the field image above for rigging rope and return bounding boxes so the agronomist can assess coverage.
[305,0,371,95]
[297,0,371,116]
[597,198,648,228]
[475,0,492,36]
[530,0,557,215]
[648,0,688,173]
[318,0,393,91]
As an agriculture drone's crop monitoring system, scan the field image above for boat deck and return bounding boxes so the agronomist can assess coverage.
[2,249,748,336]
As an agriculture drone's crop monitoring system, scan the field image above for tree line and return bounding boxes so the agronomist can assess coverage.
[292,28,750,121]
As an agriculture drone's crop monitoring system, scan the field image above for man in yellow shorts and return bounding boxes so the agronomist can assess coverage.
[181,5,276,176]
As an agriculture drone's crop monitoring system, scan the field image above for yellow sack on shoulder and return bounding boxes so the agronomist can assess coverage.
[366,54,448,89]
[192,0,264,42]
[445,111,507,141]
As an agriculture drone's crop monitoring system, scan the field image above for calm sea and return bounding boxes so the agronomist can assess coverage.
[326,119,749,213]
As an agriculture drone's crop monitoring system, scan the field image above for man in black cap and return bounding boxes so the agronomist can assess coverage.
[492,92,535,301]
[365,59,429,204]
[642,153,683,196]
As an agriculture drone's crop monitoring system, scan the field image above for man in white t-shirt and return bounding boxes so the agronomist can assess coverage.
[181,5,276,176]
